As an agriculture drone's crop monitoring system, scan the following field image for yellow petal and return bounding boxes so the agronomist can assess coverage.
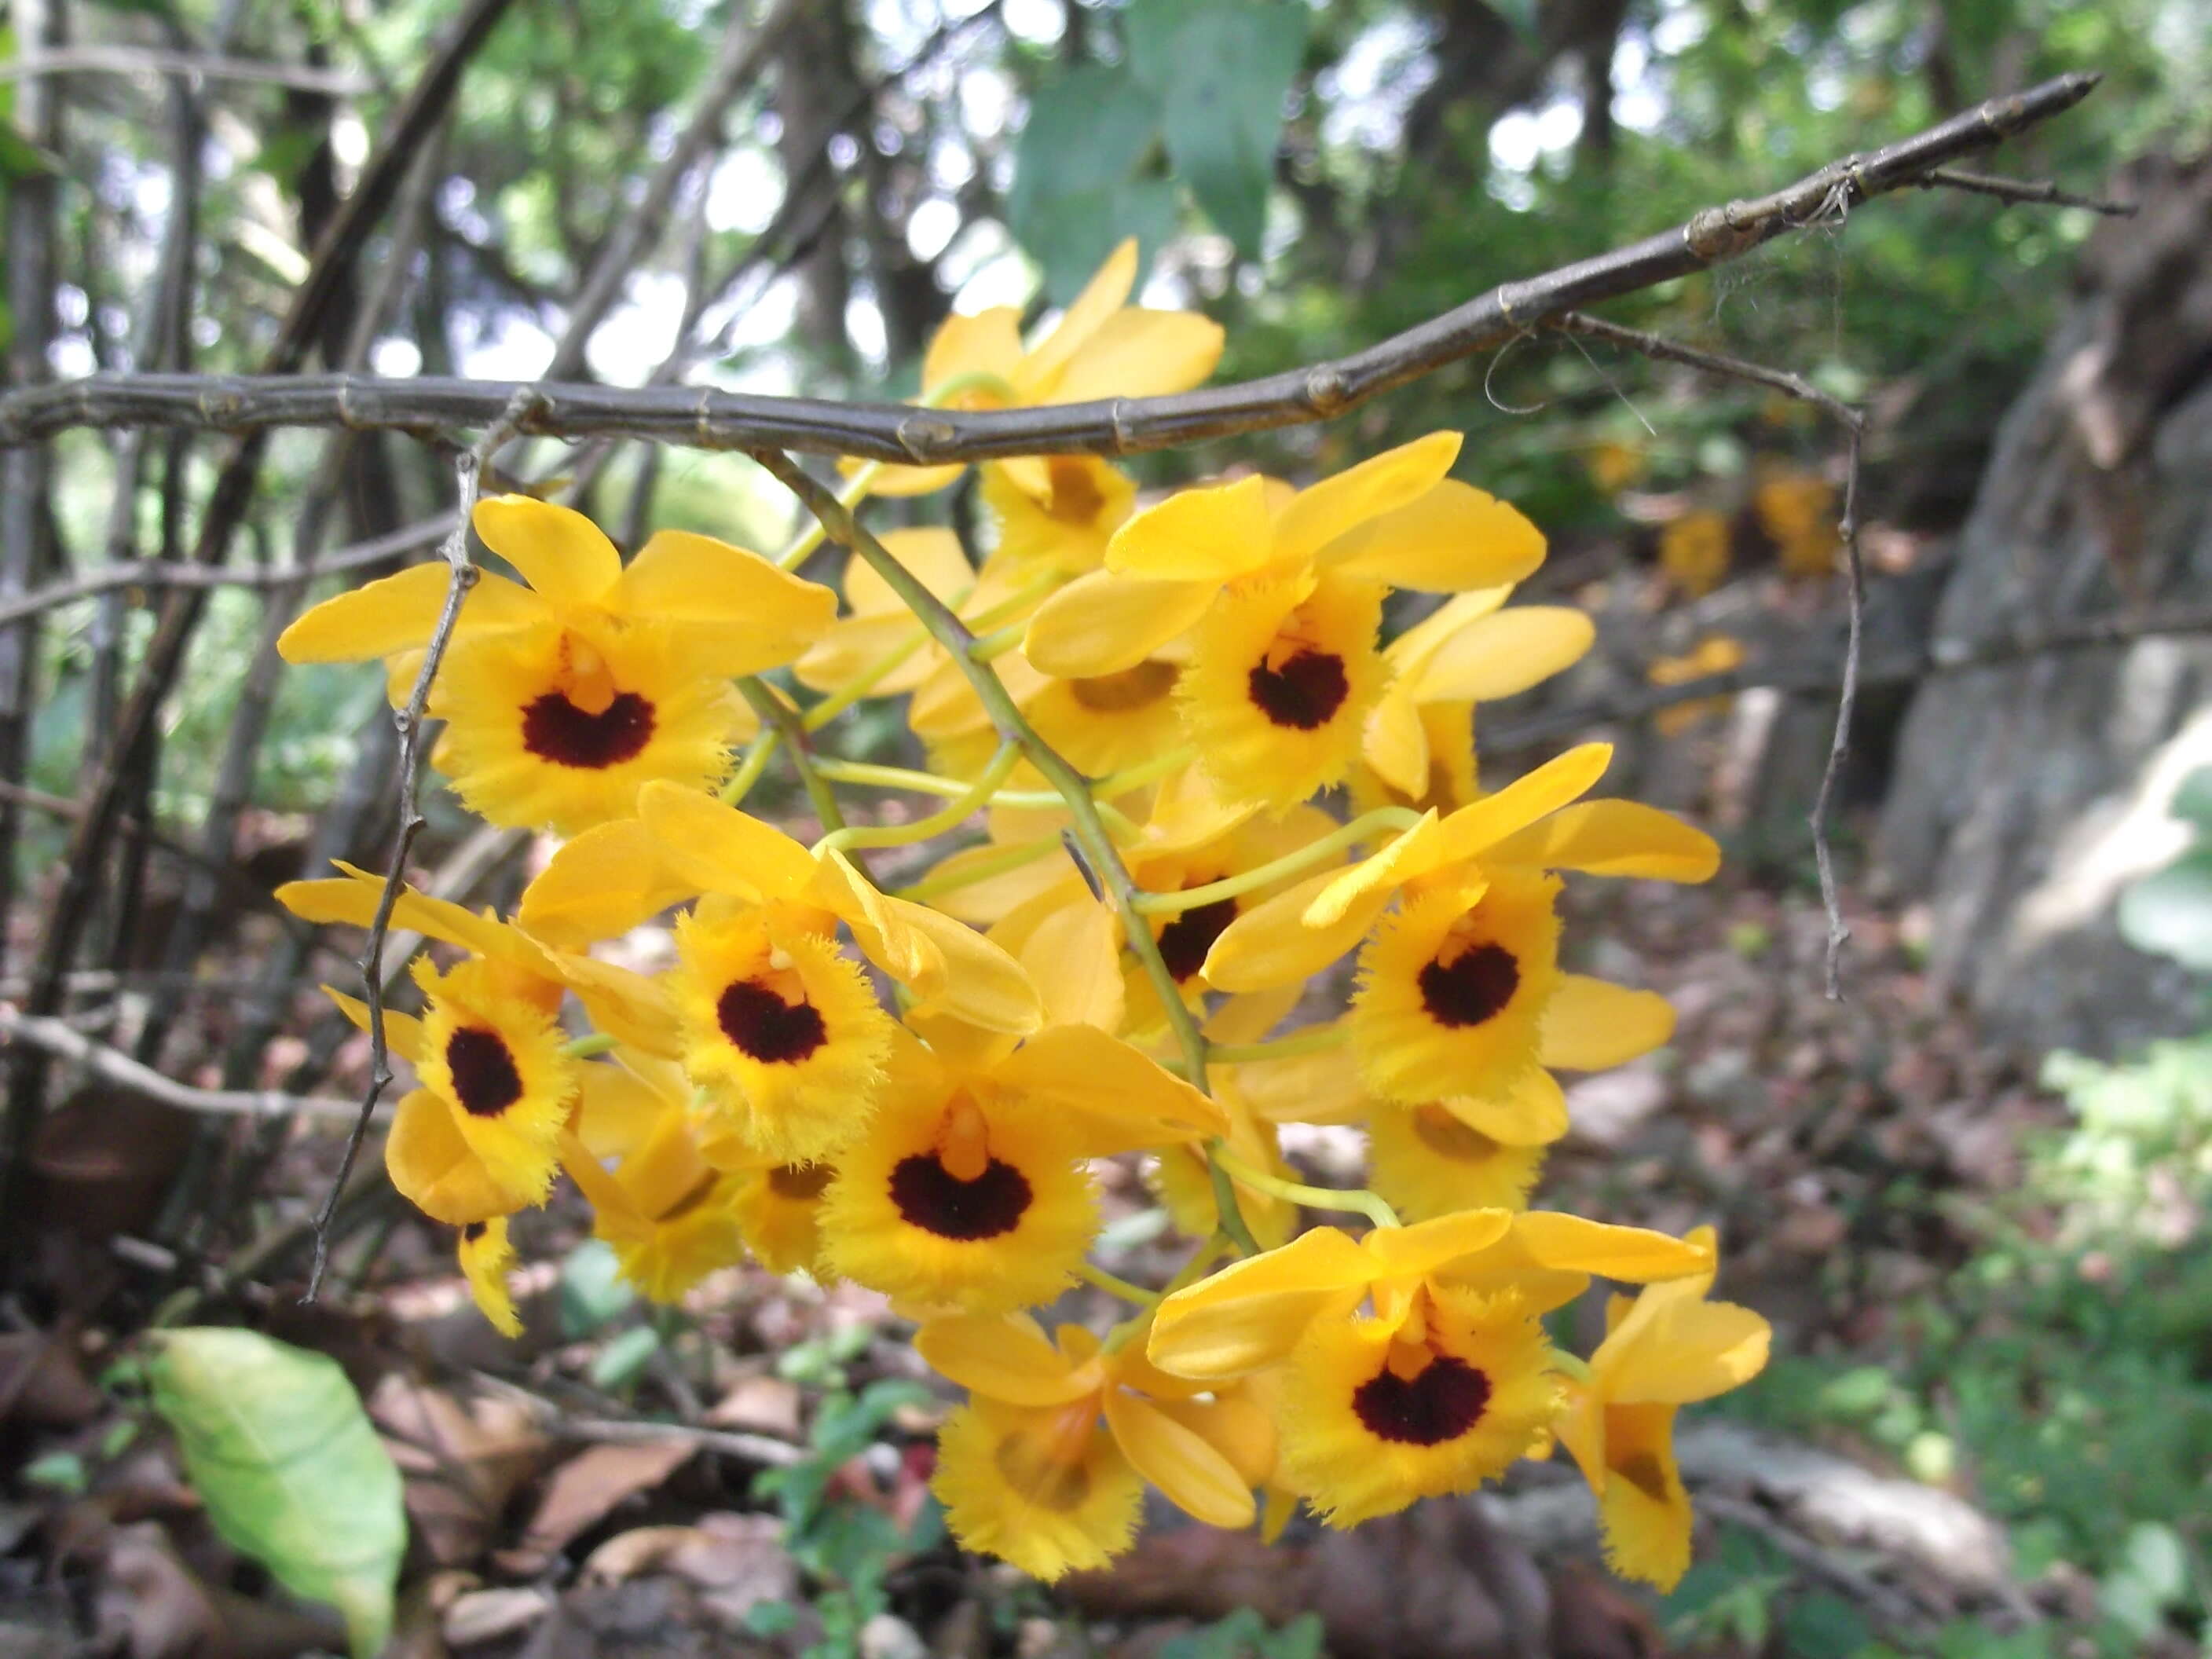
[1302,814,1449,928]
[276,563,541,664]
[863,460,969,498]
[1602,1302,1771,1404]
[1016,239,1137,395]
[1202,867,1392,993]
[1272,432,1462,566]
[1510,1212,1714,1283]
[1431,743,1613,866]
[875,892,1044,1035]
[1411,606,1595,702]
[1539,976,1675,1071]
[1148,1227,1372,1379]
[517,818,697,950]
[1361,681,1431,799]
[384,1090,515,1225]
[320,987,424,1064]
[841,526,976,617]
[1202,983,1303,1048]
[990,891,1126,1033]
[1441,1068,1570,1146]
[796,613,934,696]
[278,862,521,965]
[606,530,838,672]
[1102,1391,1255,1529]
[1104,475,1274,584]
[1322,480,1547,591]
[1024,569,1218,678]
[992,1025,1225,1155]
[923,306,1026,394]
[471,495,622,606]
[1046,309,1226,405]
[636,780,817,901]
[1230,1039,1368,1126]
[917,1314,1096,1406]
[1482,799,1720,883]
[1361,1207,1513,1280]
[1383,588,1512,676]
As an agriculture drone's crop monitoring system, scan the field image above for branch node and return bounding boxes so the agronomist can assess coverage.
[895,412,956,465]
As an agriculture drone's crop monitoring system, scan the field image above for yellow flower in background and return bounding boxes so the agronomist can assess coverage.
[863,239,1225,499]
[1366,1103,1551,1221]
[459,1218,522,1336]
[822,1018,1225,1313]
[921,1313,1271,1578]
[1025,433,1547,809]
[1356,588,1596,815]
[1649,634,1747,737]
[1755,470,1840,577]
[1658,509,1731,598]
[1555,1227,1772,1589]
[729,1163,834,1276]
[277,496,837,835]
[983,453,1138,575]
[1584,439,1647,494]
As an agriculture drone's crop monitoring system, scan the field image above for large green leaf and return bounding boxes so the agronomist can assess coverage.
[148,1328,405,1658]
[2117,852,2212,972]
[1127,0,1305,255]
[1007,62,1168,303]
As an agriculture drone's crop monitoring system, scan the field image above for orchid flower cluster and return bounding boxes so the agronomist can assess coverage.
[273,242,1769,1591]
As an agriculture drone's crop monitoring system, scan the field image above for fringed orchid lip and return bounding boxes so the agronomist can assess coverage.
[767,1163,833,1201]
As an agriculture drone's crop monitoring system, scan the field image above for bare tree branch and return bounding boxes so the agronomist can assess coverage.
[0,46,376,97]
[0,1009,372,1124]
[1923,164,2135,215]
[0,74,2103,460]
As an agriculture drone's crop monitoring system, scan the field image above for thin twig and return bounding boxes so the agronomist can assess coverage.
[1700,1493,1936,1633]
[1811,426,1866,1000]
[0,46,377,96]
[303,394,536,1302]
[0,75,2105,457]
[0,1009,370,1123]
[1552,313,1866,431]
[1923,165,2135,215]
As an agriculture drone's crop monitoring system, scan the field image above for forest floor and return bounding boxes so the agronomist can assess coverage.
[2,863,2207,1659]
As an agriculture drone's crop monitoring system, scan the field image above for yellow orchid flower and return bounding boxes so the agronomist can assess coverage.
[1147,1214,1716,1528]
[1659,508,1730,598]
[519,782,1042,1163]
[862,239,1225,499]
[278,496,836,834]
[920,1313,1273,1579]
[1554,1227,1772,1589]
[1649,634,1747,735]
[981,452,1138,575]
[1024,433,1547,810]
[820,1016,1226,1314]
[1353,587,1597,816]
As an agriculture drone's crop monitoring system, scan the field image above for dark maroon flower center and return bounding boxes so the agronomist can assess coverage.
[446,1027,524,1117]
[1419,943,1520,1027]
[717,980,828,1064]
[1617,1451,1671,1501]
[1155,896,1239,983]
[1248,649,1349,731]
[888,1154,1031,1241]
[767,1163,833,1201]
[460,1221,489,1243]
[522,689,655,770]
[1353,1355,1492,1446]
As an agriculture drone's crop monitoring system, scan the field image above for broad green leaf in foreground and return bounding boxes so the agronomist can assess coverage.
[148,1327,405,1658]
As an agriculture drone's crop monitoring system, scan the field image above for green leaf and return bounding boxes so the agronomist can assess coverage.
[2170,766,2212,833]
[588,1324,662,1391]
[2118,854,2212,970]
[1131,0,1306,255]
[1007,63,1169,303]
[561,1238,636,1335]
[148,1328,404,1659]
